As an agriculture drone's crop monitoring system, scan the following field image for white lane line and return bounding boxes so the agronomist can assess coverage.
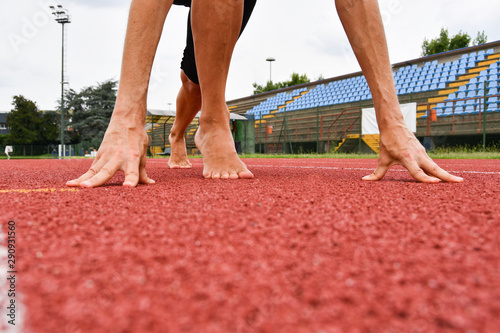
[147,160,500,175]
[245,164,500,175]
[0,223,24,333]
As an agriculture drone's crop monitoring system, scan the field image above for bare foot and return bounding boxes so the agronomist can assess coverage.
[168,133,192,169]
[195,122,253,179]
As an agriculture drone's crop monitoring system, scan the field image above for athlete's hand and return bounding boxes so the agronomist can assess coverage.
[66,117,155,188]
[363,125,463,183]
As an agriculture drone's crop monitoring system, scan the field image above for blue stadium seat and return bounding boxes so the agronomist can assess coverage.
[488,80,499,88]
[466,84,477,92]
[488,88,498,96]
[442,107,454,116]
[487,103,498,112]
[446,93,456,100]
[464,105,476,113]
[487,96,498,104]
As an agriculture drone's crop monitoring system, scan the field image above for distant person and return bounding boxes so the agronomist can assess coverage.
[4,146,12,160]
[67,0,463,188]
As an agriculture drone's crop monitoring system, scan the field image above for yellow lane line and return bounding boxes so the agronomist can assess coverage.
[0,188,78,194]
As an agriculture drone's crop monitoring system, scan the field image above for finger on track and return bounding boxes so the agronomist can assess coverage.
[80,161,120,188]
[421,157,464,183]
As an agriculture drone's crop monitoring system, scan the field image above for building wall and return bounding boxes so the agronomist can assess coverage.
[0,112,10,135]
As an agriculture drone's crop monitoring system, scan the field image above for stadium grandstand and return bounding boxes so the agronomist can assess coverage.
[147,41,500,155]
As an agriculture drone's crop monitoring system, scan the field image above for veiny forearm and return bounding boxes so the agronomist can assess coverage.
[335,0,405,129]
[114,0,173,122]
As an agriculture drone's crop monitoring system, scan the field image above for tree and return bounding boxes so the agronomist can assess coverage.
[66,80,117,145]
[473,30,488,46]
[449,31,471,51]
[421,28,487,56]
[6,96,42,145]
[40,111,60,143]
[4,96,59,152]
[253,72,310,95]
[421,28,450,56]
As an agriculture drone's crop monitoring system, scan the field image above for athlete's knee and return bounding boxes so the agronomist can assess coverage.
[180,70,201,97]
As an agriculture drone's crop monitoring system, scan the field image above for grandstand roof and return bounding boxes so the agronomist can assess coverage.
[146,109,247,124]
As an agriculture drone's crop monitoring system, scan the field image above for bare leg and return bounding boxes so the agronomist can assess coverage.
[168,70,201,169]
[191,0,253,179]
[335,0,462,183]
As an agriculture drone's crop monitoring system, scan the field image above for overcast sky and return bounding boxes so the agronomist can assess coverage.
[2,0,500,112]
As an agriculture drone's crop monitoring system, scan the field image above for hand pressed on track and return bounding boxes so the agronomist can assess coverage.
[66,119,155,188]
[362,126,464,183]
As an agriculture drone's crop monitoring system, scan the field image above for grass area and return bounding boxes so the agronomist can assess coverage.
[427,151,500,159]
[3,149,500,160]
[0,155,88,160]
[177,151,500,159]
[0,154,55,160]
[235,153,378,159]
[427,144,500,159]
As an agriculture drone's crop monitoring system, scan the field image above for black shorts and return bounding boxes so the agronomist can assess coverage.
[173,0,257,85]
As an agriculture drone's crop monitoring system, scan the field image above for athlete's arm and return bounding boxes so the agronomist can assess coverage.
[67,0,174,187]
[335,0,462,183]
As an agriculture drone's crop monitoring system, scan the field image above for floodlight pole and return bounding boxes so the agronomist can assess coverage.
[50,5,71,156]
[266,57,275,82]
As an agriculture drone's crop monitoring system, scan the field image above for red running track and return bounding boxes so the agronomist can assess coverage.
[0,158,499,333]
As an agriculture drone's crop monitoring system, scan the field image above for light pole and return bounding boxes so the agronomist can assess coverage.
[266,57,275,82]
[50,5,71,157]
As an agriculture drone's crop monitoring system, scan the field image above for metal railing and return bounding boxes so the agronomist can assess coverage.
[256,106,362,153]
[421,93,500,137]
